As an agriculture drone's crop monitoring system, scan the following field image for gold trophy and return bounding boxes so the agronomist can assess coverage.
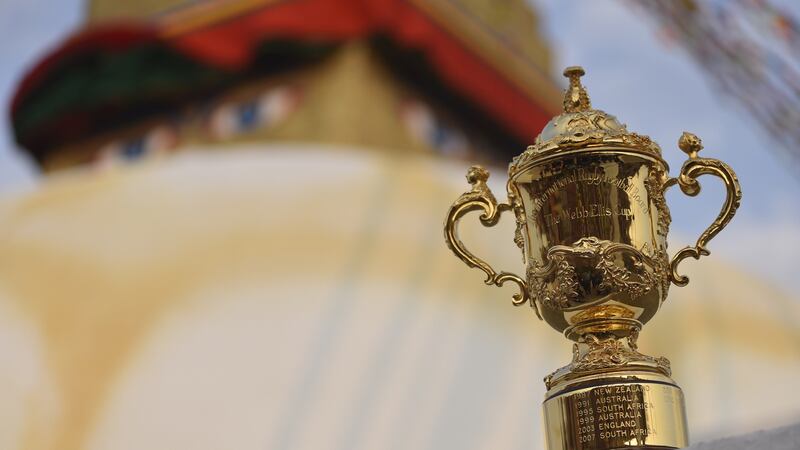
[444,67,741,450]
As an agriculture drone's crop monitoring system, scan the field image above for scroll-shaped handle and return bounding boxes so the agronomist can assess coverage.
[664,132,742,286]
[444,166,539,317]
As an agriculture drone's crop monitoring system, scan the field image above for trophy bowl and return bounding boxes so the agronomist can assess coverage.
[444,67,741,450]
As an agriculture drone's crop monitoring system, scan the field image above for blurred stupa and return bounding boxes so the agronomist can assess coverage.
[1,1,799,450]
[10,0,560,170]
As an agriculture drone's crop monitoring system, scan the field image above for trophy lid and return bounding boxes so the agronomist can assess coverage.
[509,66,663,177]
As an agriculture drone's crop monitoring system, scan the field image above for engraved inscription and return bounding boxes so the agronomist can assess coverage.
[573,391,597,445]
[570,384,656,448]
[530,168,648,218]
[545,203,634,228]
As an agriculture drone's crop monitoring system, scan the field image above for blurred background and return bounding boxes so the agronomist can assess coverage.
[0,1,799,449]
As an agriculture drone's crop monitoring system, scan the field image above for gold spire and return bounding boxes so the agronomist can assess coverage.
[562,66,591,113]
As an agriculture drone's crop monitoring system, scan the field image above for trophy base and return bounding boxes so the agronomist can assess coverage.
[543,371,688,450]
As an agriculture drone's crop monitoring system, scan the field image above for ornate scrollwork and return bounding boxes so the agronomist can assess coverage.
[444,166,542,318]
[596,254,655,300]
[506,182,527,259]
[650,247,671,298]
[569,332,672,375]
[508,68,663,179]
[529,258,580,310]
[545,329,672,389]
[645,165,672,238]
[664,132,742,287]
[529,237,667,311]
[509,113,663,179]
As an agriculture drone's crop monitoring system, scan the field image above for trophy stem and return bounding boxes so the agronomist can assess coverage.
[564,317,643,342]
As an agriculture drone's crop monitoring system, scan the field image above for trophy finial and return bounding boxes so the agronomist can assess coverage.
[562,66,591,113]
[678,131,703,159]
[466,165,489,185]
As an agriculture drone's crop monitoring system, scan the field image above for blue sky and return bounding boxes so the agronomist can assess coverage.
[0,0,83,192]
[0,0,798,292]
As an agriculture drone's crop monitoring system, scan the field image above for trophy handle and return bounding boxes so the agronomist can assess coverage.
[444,165,538,316]
[664,132,742,287]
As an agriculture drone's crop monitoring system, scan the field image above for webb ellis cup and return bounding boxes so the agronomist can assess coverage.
[444,67,742,450]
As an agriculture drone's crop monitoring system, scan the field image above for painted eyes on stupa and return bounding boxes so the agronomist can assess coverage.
[400,98,470,158]
[96,125,179,168]
[208,85,302,140]
[92,85,304,169]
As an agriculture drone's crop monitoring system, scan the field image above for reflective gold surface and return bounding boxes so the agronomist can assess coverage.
[443,66,742,449]
[513,151,669,336]
[543,372,688,450]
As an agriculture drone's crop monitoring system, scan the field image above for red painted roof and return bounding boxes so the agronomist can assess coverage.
[11,0,561,157]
